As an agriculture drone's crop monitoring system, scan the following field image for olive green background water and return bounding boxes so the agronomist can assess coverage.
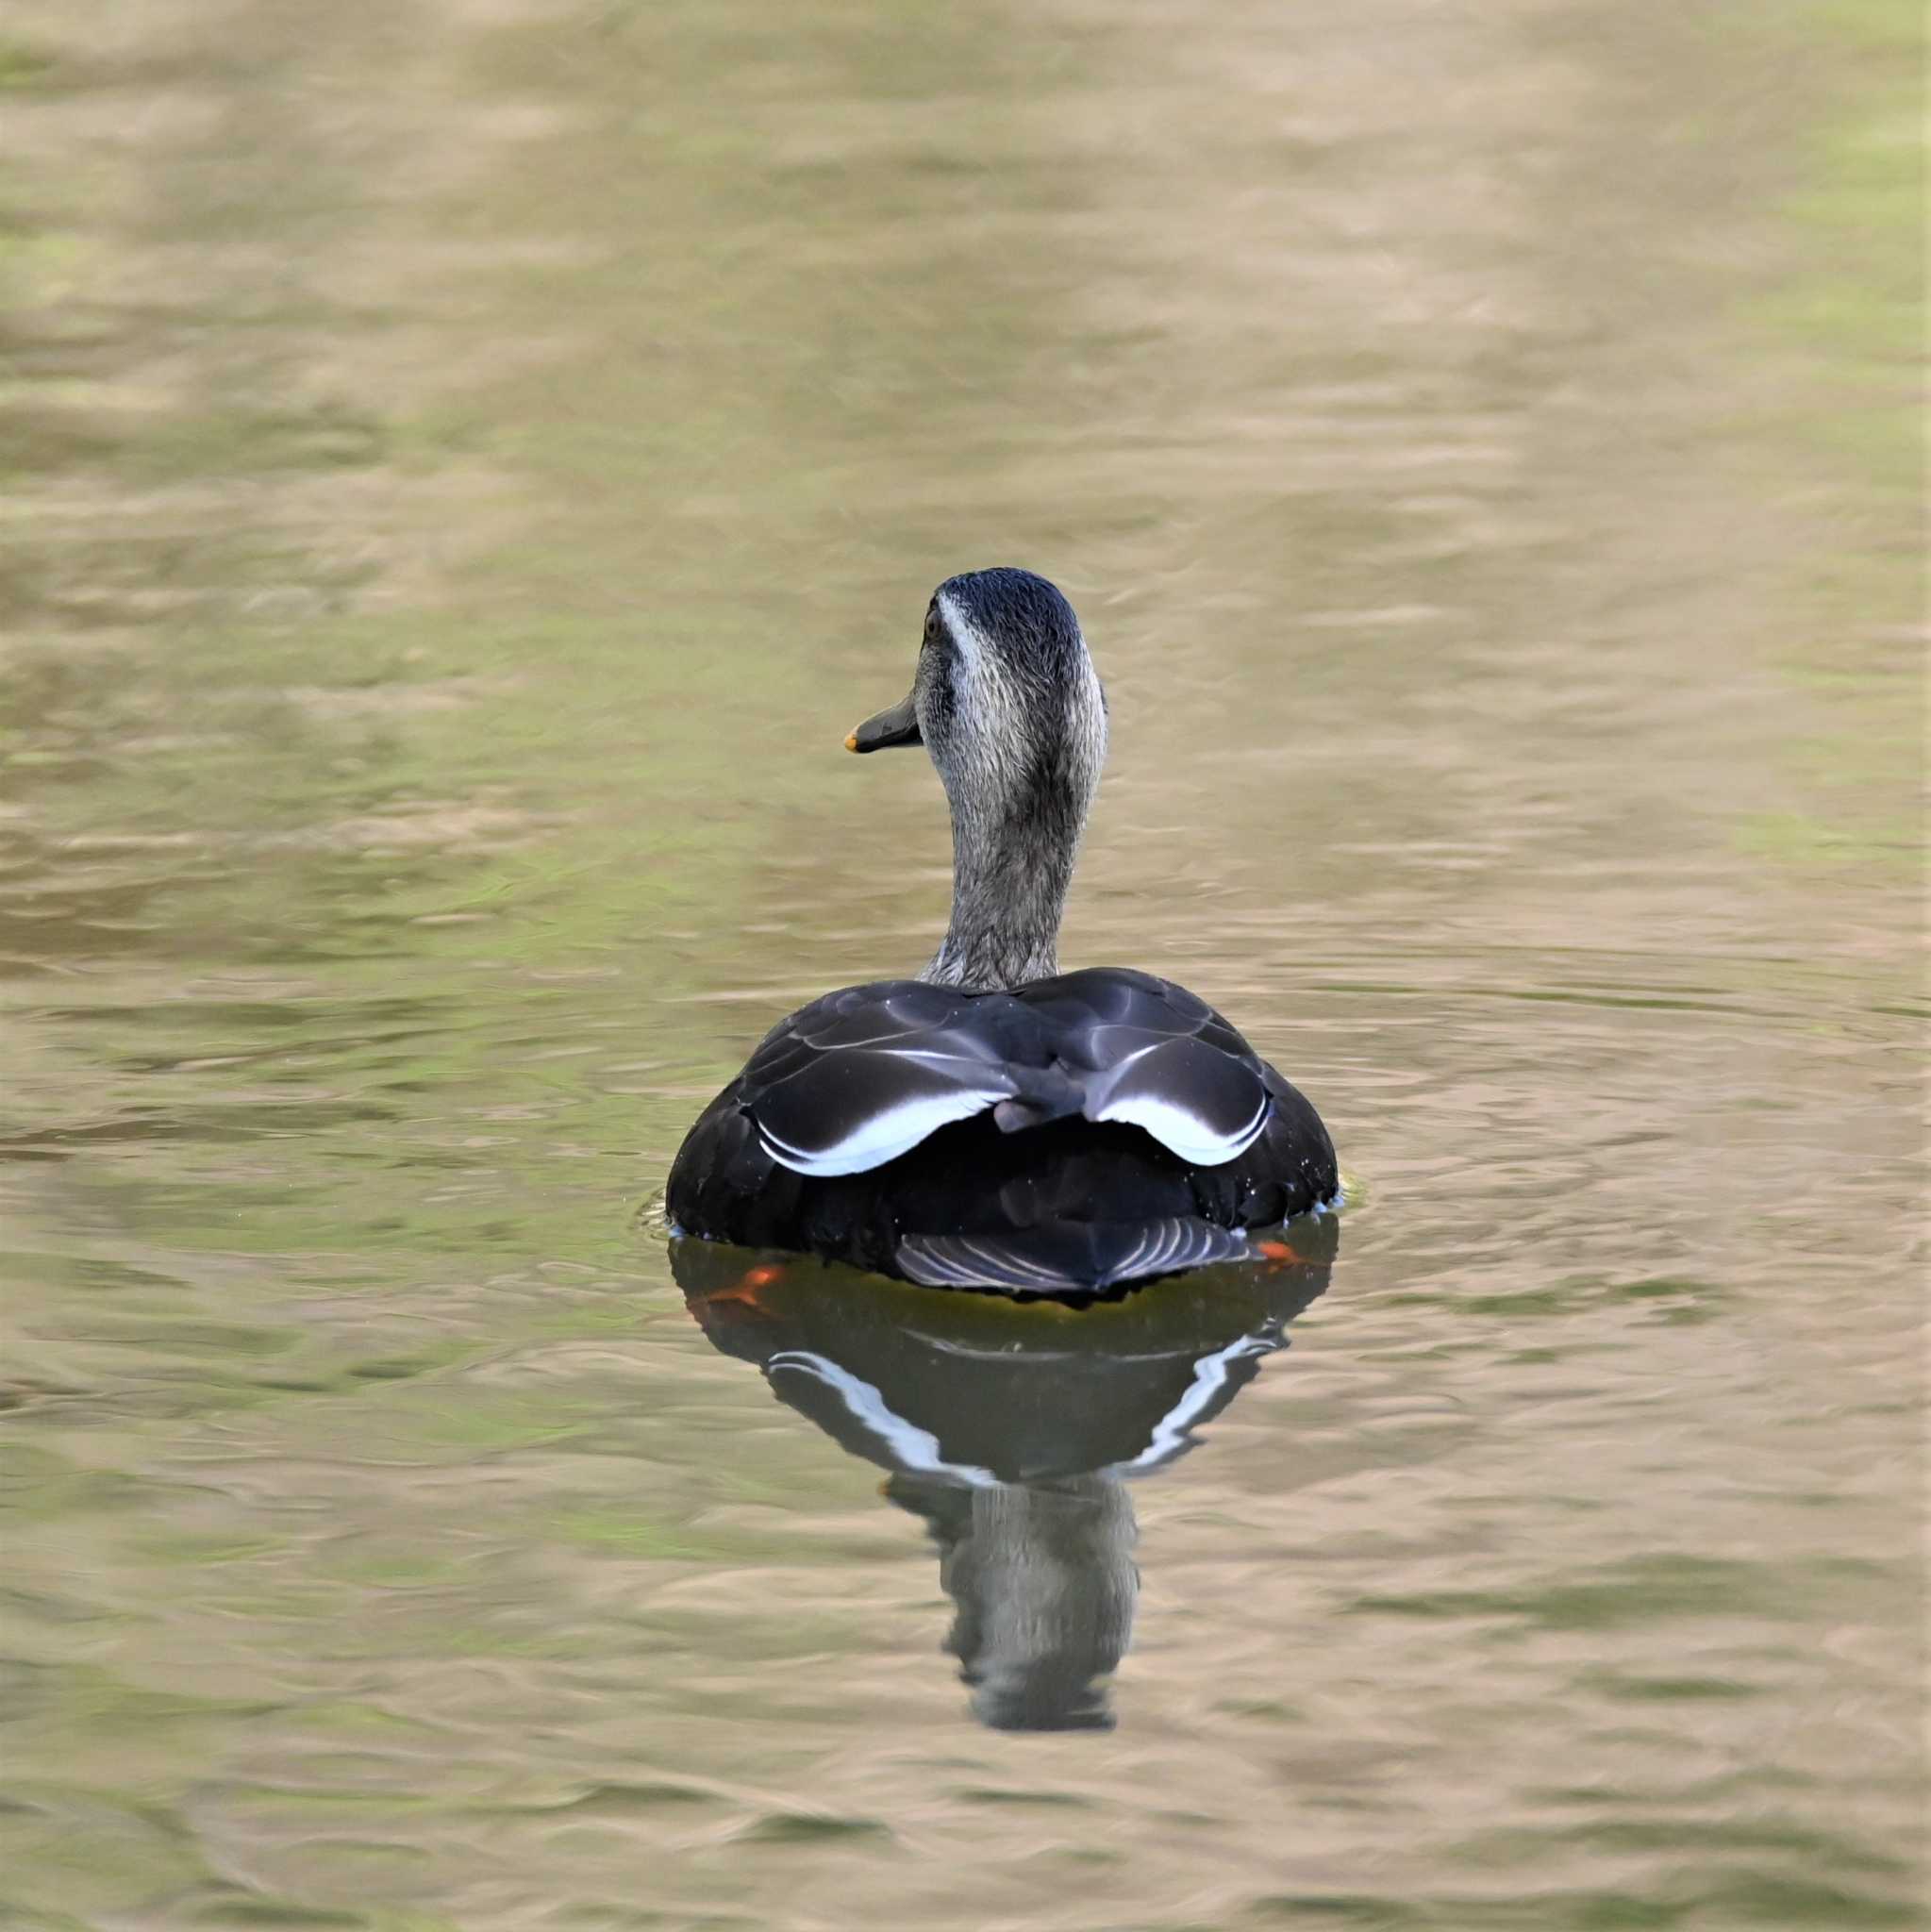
[1,0,1923,1926]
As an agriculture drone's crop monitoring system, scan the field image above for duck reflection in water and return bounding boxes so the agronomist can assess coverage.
[671,1217,1336,1732]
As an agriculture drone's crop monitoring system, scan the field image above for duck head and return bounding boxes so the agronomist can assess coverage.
[849,568,1108,991]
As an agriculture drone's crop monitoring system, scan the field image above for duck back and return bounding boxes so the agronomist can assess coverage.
[666,968,1337,1293]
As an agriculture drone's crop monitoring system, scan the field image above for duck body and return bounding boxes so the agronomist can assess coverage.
[666,566,1339,1294]
[666,965,1336,1292]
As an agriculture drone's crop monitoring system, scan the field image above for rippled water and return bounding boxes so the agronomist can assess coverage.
[2,0,1923,1925]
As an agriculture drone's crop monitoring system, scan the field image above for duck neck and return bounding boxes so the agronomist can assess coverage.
[924,797,1080,992]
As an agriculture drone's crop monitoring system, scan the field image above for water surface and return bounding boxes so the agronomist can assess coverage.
[1,0,1923,1925]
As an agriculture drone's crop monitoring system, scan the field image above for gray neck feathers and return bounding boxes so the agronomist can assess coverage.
[924,791,1083,991]
[920,605,1105,993]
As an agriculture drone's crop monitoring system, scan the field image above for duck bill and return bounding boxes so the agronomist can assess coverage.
[845,692,922,754]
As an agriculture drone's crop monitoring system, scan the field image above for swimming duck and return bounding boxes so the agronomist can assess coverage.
[666,567,1338,1293]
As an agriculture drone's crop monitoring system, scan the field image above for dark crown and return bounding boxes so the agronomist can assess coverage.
[938,568,1084,676]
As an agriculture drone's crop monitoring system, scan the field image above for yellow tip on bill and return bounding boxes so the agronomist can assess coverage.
[844,731,860,752]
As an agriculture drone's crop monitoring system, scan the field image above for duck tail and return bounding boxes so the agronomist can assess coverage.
[894,1217,1259,1295]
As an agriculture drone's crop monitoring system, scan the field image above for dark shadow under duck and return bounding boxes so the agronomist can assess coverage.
[667,568,1338,1293]
[674,1224,1335,1728]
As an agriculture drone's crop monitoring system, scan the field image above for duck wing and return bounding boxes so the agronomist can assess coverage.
[1017,968,1274,1167]
[666,968,1336,1291]
[731,970,1274,1178]
[731,979,1034,1177]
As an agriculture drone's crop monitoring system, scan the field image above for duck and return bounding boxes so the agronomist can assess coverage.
[666,567,1338,1294]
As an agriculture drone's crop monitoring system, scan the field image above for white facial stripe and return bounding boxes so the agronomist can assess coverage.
[757,1086,1002,1176]
[1091,1091,1271,1167]
[933,588,979,664]
[935,588,1024,760]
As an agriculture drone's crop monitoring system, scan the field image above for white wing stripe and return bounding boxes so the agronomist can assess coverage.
[1093,1090,1270,1167]
[758,1087,1002,1176]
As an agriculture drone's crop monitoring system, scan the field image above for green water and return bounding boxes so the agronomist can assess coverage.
[1,0,1923,1925]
